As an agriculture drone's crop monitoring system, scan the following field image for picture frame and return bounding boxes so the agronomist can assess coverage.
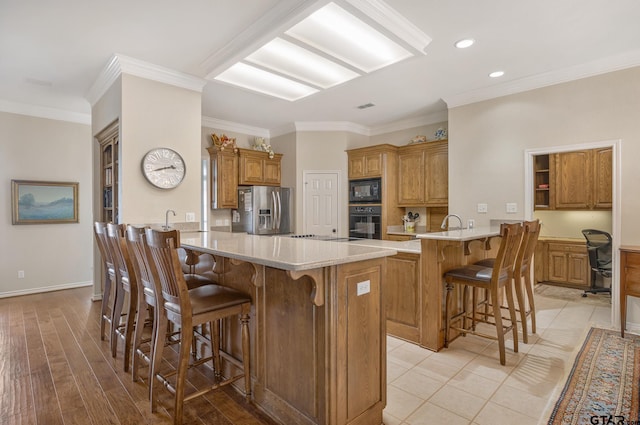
[11,180,79,225]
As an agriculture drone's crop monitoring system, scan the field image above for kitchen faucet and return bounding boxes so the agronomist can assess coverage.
[164,209,176,230]
[440,214,463,230]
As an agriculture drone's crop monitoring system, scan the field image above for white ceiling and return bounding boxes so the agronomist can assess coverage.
[2,0,640,135]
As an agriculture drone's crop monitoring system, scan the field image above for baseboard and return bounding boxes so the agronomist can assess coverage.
[0,281,93,299]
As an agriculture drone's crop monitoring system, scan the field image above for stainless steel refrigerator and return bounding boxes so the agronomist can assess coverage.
[231,186,292,235]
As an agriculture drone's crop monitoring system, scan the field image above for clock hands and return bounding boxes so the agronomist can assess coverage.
[152,165,177,172]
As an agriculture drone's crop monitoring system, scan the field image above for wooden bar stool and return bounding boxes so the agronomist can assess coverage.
[106,222,137,371]
[144,228,252,425]
[475,220,541,343]
[93,222,117,347]
[444,222,523,365]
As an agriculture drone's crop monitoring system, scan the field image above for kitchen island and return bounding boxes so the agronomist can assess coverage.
[417,227,501,351]
[179,231,397,425]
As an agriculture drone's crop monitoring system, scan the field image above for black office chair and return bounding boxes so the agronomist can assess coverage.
[581,229,612,297]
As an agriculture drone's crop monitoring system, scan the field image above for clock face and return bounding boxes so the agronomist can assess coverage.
[141,148,186,189]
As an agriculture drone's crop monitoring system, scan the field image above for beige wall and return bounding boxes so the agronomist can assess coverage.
[448,66,640,326]
[0,111,93,297]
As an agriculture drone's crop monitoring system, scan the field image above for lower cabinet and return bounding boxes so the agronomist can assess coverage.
[384,252,421,342]
[535,239,589,288]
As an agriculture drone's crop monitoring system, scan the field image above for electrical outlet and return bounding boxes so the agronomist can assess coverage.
[506,202,518,213]
[18,270,24,278]
[185,212,196,222]
[467,219,475,229]
[477,203,488,213]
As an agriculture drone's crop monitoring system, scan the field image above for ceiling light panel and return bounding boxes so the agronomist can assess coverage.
[245,38,360,89]
[285,2,413,73]
[214,62,318,101]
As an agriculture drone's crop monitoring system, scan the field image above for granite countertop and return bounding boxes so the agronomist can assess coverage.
[416,226,500,242]
[179,231,398,271]
[346,238,421,254]
[386,225,426,237]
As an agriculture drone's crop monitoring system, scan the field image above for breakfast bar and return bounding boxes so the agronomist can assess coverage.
[179,231,397,425]
[417,227,501,351]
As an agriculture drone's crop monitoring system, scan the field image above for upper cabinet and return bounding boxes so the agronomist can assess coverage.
[534,147,612,211]
[207,146,282,209]
[397,140,448,207]
[238,148,282,186]
[207,147,239,209]
[348,149,383,179]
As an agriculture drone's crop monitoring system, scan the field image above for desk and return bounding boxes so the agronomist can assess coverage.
[180,231,396,425]
[620,246,640,337]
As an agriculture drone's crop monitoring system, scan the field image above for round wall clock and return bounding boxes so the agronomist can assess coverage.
[141,148,186,189]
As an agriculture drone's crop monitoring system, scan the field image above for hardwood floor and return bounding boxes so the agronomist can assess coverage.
[0,286,278,425]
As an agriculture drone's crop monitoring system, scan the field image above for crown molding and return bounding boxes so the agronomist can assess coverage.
[294,121,371,135]
[444,49,640,109]
[345,0,431,54]
[201,116,270,138]
[270,123,298,138]
[87,54,208,106]
[0,99,91,125]
[370,111,448,135]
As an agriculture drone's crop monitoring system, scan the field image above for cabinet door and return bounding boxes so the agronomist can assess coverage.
[363,152,383,177]
[348,155,365,179]
[548,249,568,282]
[239,155,264,185]
[263,157,281,185]
[567,252,589,286]
[385,253,421,341]
[397,151,424,206]
[593,147,612,209]
[424,145,448,206]
[212,150,238,209]
[555,150,592,209]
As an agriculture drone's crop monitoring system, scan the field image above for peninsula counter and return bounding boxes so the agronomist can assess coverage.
[417,227,501,351]
[180,231,397,425]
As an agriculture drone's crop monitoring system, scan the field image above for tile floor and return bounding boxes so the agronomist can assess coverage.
[382,286,613,425]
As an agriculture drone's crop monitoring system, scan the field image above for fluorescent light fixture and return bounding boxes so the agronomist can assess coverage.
[489,70,505,78]
[215,62,318,101]
[455,38,475,49]
[211,0,431,101]
[245,38,360,89]
[286,3,412,73]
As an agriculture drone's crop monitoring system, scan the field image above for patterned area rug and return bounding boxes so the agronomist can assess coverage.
[548,328,640,424]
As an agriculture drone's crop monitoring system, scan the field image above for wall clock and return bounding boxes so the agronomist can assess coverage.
[141,148,186,189]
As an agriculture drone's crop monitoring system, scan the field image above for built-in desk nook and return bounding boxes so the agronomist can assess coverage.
[179,231,397,425]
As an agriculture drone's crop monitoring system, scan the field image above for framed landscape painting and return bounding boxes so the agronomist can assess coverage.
[11,180,79,224]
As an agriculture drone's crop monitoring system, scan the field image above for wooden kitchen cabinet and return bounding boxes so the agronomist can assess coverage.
[347,147,384,179]
[620,246,640,337]
[385,252,421,342]
[97,120,119,223]
[533,154,554,209]
[537,239,589,288]
[207,146,239,209]
[397,140,448,207]
[553,148,612,210]
[238,148,282,186]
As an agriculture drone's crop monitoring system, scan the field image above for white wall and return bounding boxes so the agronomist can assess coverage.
[0,111,93,297]
[448,66,640,326]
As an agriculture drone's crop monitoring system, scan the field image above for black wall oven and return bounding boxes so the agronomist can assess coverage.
[349,178,381,204]
[349,205,382,239]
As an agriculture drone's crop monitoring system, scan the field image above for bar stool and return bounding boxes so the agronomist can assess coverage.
[94,222,117,346]
[106,222,137,370]
[144,228,251,425]
[444,222,523,365]
[475,220,541,343]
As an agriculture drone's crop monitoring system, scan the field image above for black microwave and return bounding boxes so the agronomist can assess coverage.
[349,178,381,203]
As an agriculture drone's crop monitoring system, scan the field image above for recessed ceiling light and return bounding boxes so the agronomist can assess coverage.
[454,39,475,49]
[489,71,505,78]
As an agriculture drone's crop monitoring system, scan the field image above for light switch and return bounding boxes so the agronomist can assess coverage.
[185,212,196,222]
[506,203,517,213]
[477,203,488,213]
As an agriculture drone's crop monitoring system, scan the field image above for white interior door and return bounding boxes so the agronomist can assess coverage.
[304,171,339,236]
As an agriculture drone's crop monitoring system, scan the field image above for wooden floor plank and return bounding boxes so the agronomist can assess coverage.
[0,287,278,425]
